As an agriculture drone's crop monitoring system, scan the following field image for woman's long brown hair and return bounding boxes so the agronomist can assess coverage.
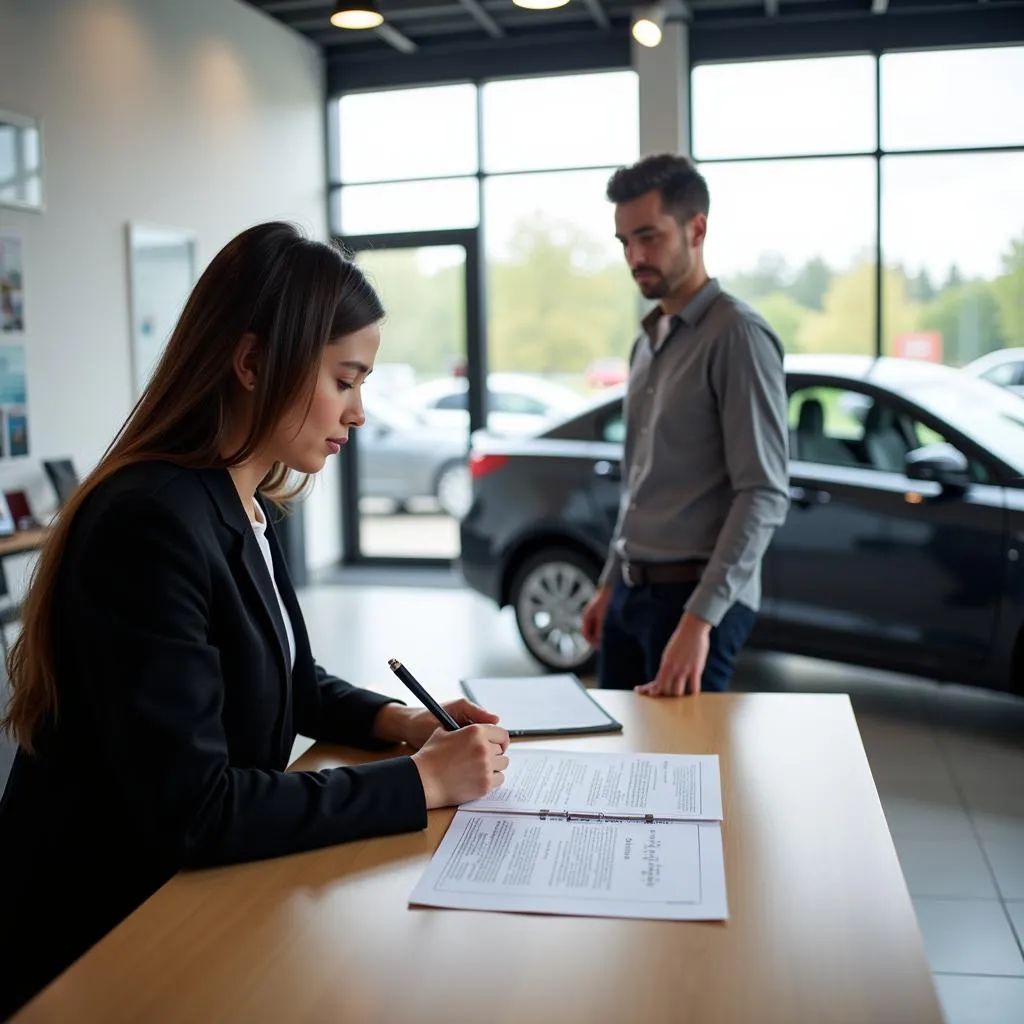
[2,222,384,752]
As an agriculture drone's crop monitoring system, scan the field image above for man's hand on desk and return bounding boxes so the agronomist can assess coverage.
[372,699,500,750]
[636,611,711,697]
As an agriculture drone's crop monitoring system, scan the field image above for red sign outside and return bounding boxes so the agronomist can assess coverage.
[892,331,943,362]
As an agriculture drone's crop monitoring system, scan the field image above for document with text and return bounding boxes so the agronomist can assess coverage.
[409,812,727,921]
[460,749,723,823]
[410,750,728,922]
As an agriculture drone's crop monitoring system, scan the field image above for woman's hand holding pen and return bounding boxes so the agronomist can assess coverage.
[376,698,499,750]
[411,722,510,809]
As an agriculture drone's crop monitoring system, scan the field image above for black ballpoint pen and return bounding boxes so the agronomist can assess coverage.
[388,658,461,732]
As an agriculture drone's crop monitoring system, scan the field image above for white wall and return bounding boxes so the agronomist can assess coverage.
[0,0,343,570]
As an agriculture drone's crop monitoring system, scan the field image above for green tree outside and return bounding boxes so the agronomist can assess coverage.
[361,224,1024,383]
[992,237,1024,348]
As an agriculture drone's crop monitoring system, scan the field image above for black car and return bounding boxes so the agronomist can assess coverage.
[459,355,1024,696]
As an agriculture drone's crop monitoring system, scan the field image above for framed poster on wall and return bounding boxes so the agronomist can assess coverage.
[0,233,25,334]
[0,108,45,213]
[0,344,29,457]
[125,223,197,397]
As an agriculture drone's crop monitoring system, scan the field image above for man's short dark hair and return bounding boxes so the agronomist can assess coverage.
[606,154,710,223]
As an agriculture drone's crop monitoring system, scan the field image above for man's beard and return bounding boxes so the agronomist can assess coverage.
[634,255,689,299]
[637,274,668,298]
[634,270,669,299]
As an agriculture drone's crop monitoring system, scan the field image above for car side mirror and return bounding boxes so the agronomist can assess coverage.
[905,443,970,491]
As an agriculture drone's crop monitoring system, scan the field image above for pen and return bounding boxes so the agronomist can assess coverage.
[388,658,461,732]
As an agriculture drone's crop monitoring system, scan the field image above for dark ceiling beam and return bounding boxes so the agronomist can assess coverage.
[375,22,419,50]
[310,8,601,45]
[581,0,611,30]
[327,27,630,91]
[691,2,1024,63]
[263,0,334,12]
[458,0,504,37]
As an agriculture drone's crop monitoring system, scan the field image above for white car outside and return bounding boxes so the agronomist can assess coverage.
[403,373,586,437]
[963,348,1024,397]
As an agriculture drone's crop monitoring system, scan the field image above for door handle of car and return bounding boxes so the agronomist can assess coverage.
[593,460,621,480]
[789,485,831,509]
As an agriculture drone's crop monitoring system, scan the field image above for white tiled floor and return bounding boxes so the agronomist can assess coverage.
[296,579,1024,1024]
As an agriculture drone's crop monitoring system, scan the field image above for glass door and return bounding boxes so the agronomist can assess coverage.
[338,229,482,564]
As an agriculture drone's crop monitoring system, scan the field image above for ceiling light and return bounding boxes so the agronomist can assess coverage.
[330,1,384,29]
[512,0,570,10]
[631,4,665,47]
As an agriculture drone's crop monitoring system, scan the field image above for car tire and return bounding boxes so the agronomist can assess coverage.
[510,547,599,676]
[435,461,471,519]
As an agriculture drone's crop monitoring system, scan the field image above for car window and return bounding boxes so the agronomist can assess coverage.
[788,386,872,467]
[902,376,1024,476]
[601,413,625,444]
[491,391,548,415]
[789,385,986,481]
[981,362,1023,387]
[434,392,467,411]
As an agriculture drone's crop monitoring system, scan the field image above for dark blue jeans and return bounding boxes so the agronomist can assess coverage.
[598,579,757,692]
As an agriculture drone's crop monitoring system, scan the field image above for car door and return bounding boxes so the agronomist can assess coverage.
[765,382,1005,676]
[586,402,626,536]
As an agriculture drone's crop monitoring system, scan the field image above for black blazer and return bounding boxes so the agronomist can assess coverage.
[0,463,426,1017]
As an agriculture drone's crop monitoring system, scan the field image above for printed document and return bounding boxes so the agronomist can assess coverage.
[410,749,728,922]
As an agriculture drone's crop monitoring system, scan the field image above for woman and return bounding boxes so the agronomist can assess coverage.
[0,222,509,1016]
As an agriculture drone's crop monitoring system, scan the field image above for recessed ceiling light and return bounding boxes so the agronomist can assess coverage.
[330,2,385,30]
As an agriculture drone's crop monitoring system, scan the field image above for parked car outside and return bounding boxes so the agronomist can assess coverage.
[460,355,1024,696]
[359,394,471,518]
[404,372,587,437]
[963,347,1024,397]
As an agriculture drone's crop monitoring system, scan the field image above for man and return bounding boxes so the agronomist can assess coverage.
[580,154,789,697]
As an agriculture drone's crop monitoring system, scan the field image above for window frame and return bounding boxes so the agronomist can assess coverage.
[686,46,1024,362]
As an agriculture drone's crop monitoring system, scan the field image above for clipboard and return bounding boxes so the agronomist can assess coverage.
[460,674,623,737]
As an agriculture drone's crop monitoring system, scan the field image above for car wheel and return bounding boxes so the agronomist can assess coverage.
[510,547,599,675]
[435,461,472,519]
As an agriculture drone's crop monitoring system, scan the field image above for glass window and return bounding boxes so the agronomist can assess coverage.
[336,178,479,235]
[337,84,478,182]
[0,119,43,208]
[492,392,547,415]
[790,385,927,473]
[789,383,1004,479]
[601,412,625,444]
[881,47,1024,151]
[980,362,1024,387]
[481,71,638,173]
[352,244,468,559]
[691,56,876,160]
[701,158,877,356]
[483,169,638,398]
[881,152,1024,366]
[900,375,1024,476]
[434,392,466,411]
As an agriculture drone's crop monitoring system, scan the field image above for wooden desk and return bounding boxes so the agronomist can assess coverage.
[0,526,47,559]
[16,693,942,1023]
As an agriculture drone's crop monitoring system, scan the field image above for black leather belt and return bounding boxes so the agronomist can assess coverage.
[621,560,707,587]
